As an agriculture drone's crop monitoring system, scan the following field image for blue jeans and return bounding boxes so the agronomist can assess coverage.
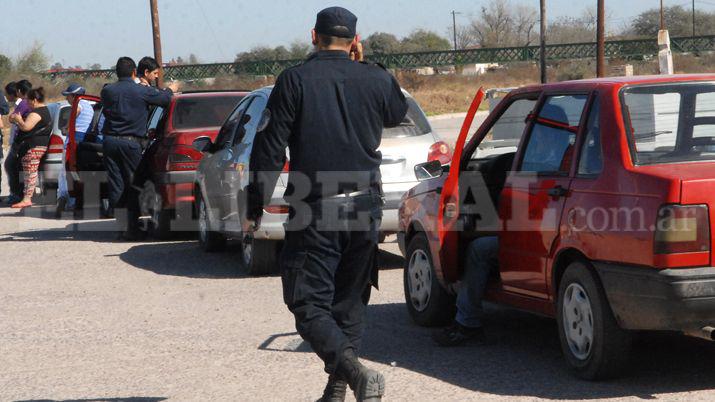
[455,236,499,328]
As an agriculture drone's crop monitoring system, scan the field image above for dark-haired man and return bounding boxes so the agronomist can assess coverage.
[246,7,407,402]
[101,56,175,239]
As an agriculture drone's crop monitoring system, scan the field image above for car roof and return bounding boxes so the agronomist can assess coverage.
[512,73,715,94]
[174,90,250,99]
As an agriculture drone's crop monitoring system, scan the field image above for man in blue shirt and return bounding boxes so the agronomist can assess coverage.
[101,57,173,240]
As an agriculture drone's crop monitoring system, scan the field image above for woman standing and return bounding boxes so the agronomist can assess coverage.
[8,87,52,209]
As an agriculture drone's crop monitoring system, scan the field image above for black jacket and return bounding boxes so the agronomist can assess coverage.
[100,78,172,137]
[247,50,408,220]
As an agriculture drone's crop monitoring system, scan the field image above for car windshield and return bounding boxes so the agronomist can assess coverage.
[623,82,715,165]
[382,97,431,138]
[172,95,244,130]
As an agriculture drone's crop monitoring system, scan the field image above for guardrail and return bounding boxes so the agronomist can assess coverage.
[43,34,715,81]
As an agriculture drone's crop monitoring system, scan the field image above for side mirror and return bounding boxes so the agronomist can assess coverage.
[192,136,213,153]
[414,160,443,181]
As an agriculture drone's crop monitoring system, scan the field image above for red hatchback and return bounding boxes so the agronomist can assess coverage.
[399,74,715,379]
[138,91,247,237]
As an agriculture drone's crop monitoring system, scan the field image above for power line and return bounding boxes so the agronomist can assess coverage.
[194,0,228,61]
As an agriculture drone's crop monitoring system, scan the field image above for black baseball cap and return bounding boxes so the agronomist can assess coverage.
[314,6,357,38]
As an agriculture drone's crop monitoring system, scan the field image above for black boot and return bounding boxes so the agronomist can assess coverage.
[337,349,385,402]
[317,374,348,402]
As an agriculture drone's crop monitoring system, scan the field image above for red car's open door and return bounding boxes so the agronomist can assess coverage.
[66,94,101,174]
[438,87,485,282]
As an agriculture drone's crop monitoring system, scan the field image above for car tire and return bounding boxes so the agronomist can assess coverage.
[242,235,281,276]
[557,261,632,380]
[404,232,455,327]
[197,192,226,252]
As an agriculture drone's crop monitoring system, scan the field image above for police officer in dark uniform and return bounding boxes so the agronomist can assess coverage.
[245,7,408,402]
[101,57,174,240]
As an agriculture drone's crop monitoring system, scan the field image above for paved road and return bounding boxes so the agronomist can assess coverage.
[429,112,488,147]
[3,204,715,401]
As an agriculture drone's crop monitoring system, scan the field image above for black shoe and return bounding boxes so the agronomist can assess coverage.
[317,374,348,402]
[432,322,486,347]
[55,197,68,219]
[337,349,385,402]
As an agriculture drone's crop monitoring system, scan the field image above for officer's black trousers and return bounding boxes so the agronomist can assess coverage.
[103,136,143,232]
[281,193,382,374]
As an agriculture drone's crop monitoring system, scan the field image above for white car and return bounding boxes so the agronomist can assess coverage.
[193,86,449,275]
[38,101,71,193]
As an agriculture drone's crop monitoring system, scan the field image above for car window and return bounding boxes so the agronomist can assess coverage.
[622,82,715,165]
[472,97,537,159]
[382,97,431,138]
[172,96,244,130]
[215,96,253,149]
[578,98,603,176]
[58,106,71,133]
[520,95,588,174]
[234,95,268,146]
[148,106,164,131]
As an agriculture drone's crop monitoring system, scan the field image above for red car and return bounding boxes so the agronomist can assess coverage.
[138,91,247,237]
[399,74,715,379]
[65,91,246,228]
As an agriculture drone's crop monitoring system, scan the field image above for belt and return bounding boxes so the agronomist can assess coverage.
[106,134,146,144]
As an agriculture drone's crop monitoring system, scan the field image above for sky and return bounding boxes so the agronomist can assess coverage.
[2,0,714,68]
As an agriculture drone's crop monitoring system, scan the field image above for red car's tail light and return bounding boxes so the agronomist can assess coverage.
[654,204,710,254]
[428,141,452,165]
[167,145,204,171]
[47,134,64,154]
[282,159,290,172]
[264,205,290,214]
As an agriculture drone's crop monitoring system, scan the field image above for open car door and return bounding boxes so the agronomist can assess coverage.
[65,95,104,208]
[66,95,101,175]
[438,87,485,283]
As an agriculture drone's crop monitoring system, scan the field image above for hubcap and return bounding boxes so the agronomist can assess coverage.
[562,283,594,361]
[407,249,432,312]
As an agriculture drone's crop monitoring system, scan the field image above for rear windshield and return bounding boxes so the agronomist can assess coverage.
[623,82,715,165]
[382,97,432,138]
[172,95,244,130]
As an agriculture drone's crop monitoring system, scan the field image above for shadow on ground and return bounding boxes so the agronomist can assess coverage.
[358,302,715,399]
[15,398,167,402]
[0,220,119,242]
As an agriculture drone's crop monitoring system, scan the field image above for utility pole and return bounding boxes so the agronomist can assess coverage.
[693,0,696,37]
[451,10,461,51]
[149,0,164,87]
[660,0,665,31]
[597,0,605,77]
[540,0,547,83]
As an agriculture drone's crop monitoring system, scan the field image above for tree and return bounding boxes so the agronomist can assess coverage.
[400,29,451,52]
[0,54,12,79]
[50,62,64,70]
[188,53,199,64]
[548,11,597,44]
[471,0,514,47]
[364,32,401,54]
[289,41,312,59]
[89,63,102,70]
[629,6,715,37]
[16,42,49,73]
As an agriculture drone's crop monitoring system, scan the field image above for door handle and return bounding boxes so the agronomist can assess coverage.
[547,185,568,198]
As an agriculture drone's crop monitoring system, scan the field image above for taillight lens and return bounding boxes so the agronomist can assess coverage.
[47,134,64,154]
[428,141,452,165]
[264,205,290,214]
[654,204,710,254]
[167,145,204,171]
[282,159,290,172]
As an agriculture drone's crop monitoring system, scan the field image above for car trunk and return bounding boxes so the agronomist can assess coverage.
[639,162,715,261]
[379,133,436,184]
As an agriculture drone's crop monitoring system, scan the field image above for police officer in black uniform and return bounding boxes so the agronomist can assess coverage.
[101,57,174,240]
[245,7,408,402]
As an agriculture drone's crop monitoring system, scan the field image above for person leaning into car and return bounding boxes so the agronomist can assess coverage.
[244,7,407,402]
[100,57,176,240]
